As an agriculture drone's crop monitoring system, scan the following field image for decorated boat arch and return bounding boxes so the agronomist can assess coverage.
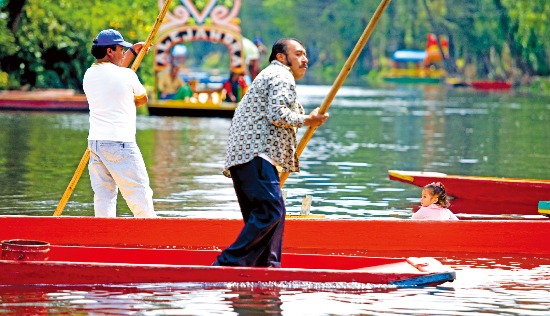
[382,33,447,85]
[148,0,259,117]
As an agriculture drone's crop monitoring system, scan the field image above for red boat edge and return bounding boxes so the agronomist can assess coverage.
[1,216,549,257]
[0,244,456,287]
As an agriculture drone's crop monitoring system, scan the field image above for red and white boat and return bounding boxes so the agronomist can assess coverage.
[389,170,550,215]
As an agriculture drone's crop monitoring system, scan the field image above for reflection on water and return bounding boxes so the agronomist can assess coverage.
[2,86,550,218]
[1,86,550,314]
[1,257,549,315]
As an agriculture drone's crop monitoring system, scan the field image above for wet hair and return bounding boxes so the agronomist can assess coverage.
[424,182,450,208]
[91,41,117,59]
[268,38,304,62]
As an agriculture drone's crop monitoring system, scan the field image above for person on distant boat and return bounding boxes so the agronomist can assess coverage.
[158,64,192,100]
[83,29,156,218]
[213,38,329,267]
[248,35,268,79]
[223,67,248,103]
[412,182,458,220]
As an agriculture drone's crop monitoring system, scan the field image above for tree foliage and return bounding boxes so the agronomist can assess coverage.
[0,0,548,90]
[0,0,157,90]
[243,0,549,83]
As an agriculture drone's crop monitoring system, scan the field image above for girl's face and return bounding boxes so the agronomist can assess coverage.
[420,189,439,207]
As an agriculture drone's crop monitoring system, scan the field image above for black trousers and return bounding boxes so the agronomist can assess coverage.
[215,157,286,267]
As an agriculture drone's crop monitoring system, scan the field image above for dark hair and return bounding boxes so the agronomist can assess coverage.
[268,38,304,62]
[424,182,450,208]
[91,43,117,59]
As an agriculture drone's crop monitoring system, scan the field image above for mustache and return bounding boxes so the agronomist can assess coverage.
[287,59,308,69]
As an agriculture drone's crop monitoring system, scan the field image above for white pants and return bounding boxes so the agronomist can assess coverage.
[88,140,156,218]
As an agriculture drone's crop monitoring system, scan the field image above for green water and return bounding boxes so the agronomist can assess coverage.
[1,85,550,315]
[1,85,549,218]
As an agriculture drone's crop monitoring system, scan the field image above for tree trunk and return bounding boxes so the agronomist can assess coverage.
[421,0,457,75]
[492,0,533,76]
[5,0,27,33]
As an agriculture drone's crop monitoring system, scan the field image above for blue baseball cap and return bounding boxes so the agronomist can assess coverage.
[93,29,133,48]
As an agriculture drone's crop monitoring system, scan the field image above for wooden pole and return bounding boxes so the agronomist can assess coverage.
[53,0,172,216]
[279,0,392,187]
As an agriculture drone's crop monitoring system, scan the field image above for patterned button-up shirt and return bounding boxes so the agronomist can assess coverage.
[223,60,307,177]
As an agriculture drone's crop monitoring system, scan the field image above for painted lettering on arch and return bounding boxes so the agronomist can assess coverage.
[155,26,244,71]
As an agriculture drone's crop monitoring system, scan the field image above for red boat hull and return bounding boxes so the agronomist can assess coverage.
[0,90,88,111]
[470,81,512,90]
[389,170,550,215]
[0,216,549,257]
[0,245,454,286]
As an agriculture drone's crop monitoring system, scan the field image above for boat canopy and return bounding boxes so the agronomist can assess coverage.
[172,44,188,57]
[391,50,427,63]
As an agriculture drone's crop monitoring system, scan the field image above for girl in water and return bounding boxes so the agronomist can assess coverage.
[412,182,458,220]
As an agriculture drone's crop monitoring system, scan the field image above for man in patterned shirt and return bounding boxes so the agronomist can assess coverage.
[214,38,329,267]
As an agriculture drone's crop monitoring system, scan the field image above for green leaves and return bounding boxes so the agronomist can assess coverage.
[1,0,159,90]
[0,0,548,90]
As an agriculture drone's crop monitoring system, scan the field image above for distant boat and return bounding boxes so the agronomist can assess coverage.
[388,169,550,215]
[382,50,445,84]
[470,81,512,91]
[147,1,257,118]
[147,97,237,118]
[445,77,469,87]
[0,89,88,112]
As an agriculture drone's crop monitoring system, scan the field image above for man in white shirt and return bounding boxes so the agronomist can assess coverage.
[83,29,156,217]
